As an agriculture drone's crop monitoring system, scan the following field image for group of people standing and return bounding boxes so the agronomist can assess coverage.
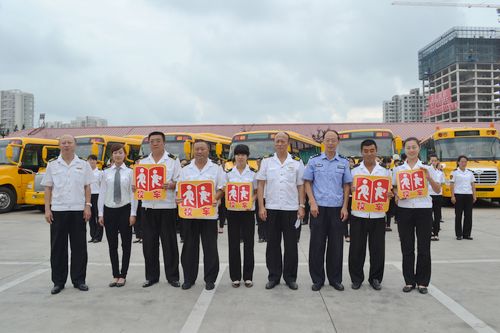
[42,130,477,296]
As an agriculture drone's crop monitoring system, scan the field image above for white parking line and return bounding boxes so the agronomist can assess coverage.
[391,263,497,333]
[179,264,228,333]
[0,268,49,293]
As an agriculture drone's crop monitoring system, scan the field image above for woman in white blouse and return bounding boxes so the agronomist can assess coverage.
[393,137,441,294]
[98,144,137,287]
[450,155,477,240]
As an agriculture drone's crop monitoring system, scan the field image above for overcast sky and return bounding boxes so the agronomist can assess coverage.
[0,0,497,126]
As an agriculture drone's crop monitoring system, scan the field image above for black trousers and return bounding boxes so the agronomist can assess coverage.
[219,198,227,228]
[50,210,87,286]
[309,207,344,285]
[227,210,255,281]
[386,198,395,227]
[143,208,179,282]
[133,202,144,240]
[255,200,267,241]
[181,219,219,284]
[104,204,132,278]
[431,195,442,236]
[348,216,385,284]
[266,209,298,283]
[397,207,432,287]
[89,194,103,241]
[344,197,352,237]
[455,194,473,238]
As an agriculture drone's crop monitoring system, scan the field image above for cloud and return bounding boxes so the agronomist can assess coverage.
[0,0,495,126]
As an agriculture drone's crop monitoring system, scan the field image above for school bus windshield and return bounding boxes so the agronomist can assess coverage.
[435,137,500,161]
[338,137,394,158]
[0,140,21,164]
[228,140,275,160]
[75,138,104,160]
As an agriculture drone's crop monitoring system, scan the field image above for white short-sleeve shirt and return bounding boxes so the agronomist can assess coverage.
[138,151,181,209]
[41,154,94,211]
[256,153,305,211]
[178,159,226,219]
[351,162,392,219]
[450,168,476,194]
[428,167,445,196]
[90,168,102,194]
[392,160,438,209]
[225,165,257,211]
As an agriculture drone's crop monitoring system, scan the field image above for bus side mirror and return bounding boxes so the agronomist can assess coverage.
[320,143,325,153]
[5,145,13,160]
[184,141,191,158]
[215,143,222,157]
[91,143,99,157]
[124,145,133,163]
[395,137,403,154]
[287,145,292,153]
[42,146,48,162]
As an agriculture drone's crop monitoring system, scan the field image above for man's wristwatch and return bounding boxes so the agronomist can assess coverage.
[85,202,92,207]
[299,204,306,208]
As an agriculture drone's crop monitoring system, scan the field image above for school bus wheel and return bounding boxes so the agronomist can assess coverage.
[0,186,16,213]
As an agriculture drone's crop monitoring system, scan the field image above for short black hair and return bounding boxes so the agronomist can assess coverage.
[234,144,250,156]
[429,154,438,159]
[324,129,340,140]
[457,155,468,163]
[87,154,98,161]
[193,139,210,148]
[110,143,125,155]
[360,139,377,150]
[148,131,165,142]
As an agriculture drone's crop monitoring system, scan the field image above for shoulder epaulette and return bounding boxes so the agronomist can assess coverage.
[168,153,177,160]
[48,157,57,162]
[353,163,361,168]
[338,154,348,160]
[467,169,474,173]
[262,154,273,159]
[225,167,233,173]
[309,153,321,160]
[292,155,301,161]
[249,166,258,172]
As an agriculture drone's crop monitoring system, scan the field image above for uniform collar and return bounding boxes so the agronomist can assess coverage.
[359,161,382,173]
[321,152,339,161]
[191,159,215,172]
[403,159,423,170]
[273,152,292,164]
[147,150,169,163]
[57,154,79,166]
[111,163,127,170]
[234,164,250,174]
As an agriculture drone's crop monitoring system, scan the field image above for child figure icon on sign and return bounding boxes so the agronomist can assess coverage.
[137,168,147,189]
[183,185,195,206]
[357,179,370,201]
[401,173,411,190]
[199,186,211,205]
[374,181,387,201]
[413,172,423,188]
[151,169,163,188]
[240,186,249,200]
[228,185,238,201]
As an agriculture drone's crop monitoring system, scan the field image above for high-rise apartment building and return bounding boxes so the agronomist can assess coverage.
[419,27,500,122]
[0,89,34,132]
[383,88,426,123]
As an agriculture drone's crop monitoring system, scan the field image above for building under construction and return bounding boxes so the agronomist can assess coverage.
[418,26,500,122]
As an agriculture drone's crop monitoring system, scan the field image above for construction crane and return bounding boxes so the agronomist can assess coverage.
[392,1,500,21]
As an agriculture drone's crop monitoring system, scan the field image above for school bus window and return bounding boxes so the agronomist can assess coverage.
[20,144,41,171]
[0,141,21,164]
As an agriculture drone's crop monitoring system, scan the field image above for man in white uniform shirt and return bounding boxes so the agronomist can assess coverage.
[42,134,94,295]
[87,154,103,243]
[428,154,445,241]
[178,140,226,291]
[257,132,305,290]
[137,131,182,288]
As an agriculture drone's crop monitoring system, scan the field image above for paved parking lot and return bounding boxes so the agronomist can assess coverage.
[0,204,499,333]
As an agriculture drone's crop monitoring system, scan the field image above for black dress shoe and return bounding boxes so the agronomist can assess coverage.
[370,279,382,291]
[464,236,473,240]
[265,280,279,289]
[205,282,215,290]
[351,282,362,290]
[311,283,322,291]
[88,239,95,243]
[74,283,89,291]
[142,280,158,288]
[402,285,415,293]
[331,282,344,291]
[51,285,64,295]
[418,286,428,294]
[109,281,117,287]
[456,236,463,240]
[169,281,181,288]
[286,281,298,290]
[182,282,193,290]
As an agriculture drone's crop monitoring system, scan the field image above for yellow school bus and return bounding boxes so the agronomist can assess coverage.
[337,129,403,167]
[420,126,500,199]
[139,133,231,163]
[0,137,59,213]
[24,135,142,207]
[226,130,322,171]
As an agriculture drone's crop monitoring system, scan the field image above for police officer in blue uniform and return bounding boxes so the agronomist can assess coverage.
[303,130,352,291]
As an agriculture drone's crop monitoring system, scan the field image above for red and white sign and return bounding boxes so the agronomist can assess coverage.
[396,169,428,199]
[424,88,458,118]
[351,176,391,213]
[177,180,216,218]
[133,164,166,200]
[225,182,253,211]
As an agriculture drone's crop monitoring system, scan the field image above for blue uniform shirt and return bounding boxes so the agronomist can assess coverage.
[303,152,353,207]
